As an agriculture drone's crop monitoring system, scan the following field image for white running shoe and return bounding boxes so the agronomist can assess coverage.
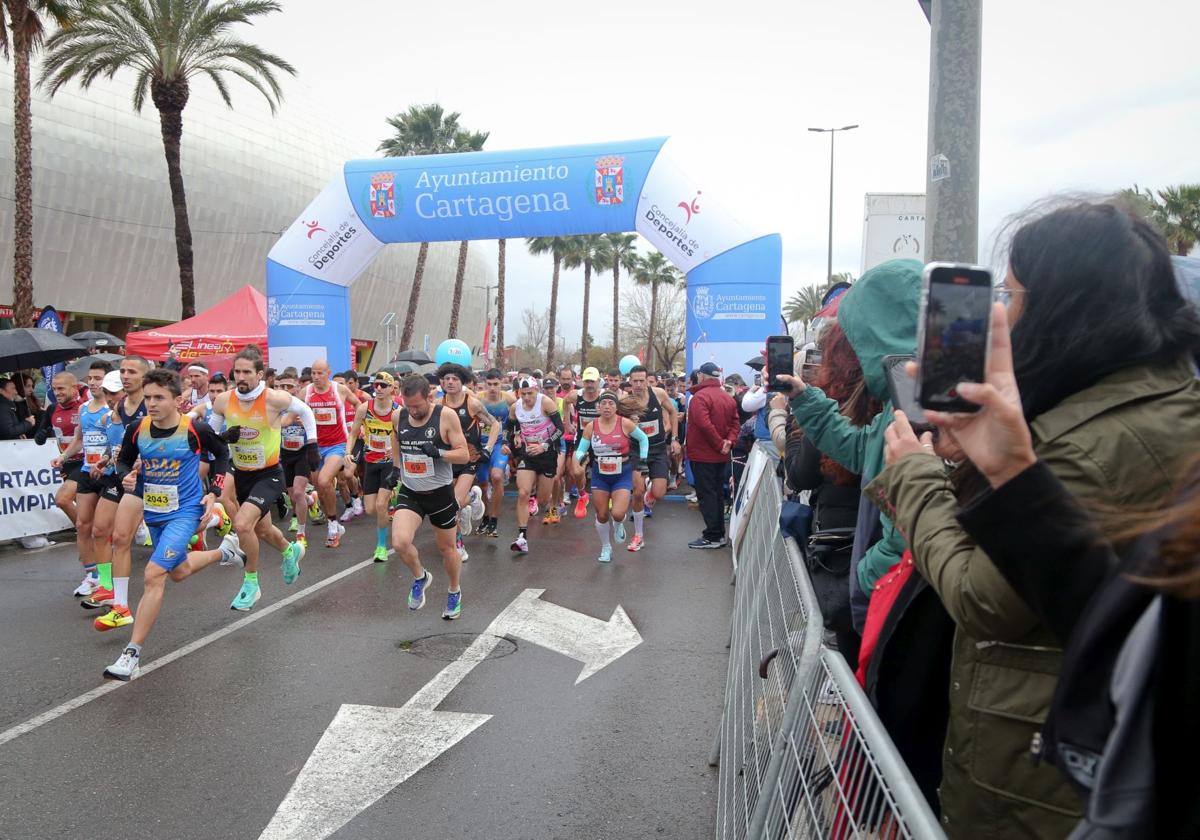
[135,522,152,547]
[352,496,365,515]
[73,574,100,597]
[510,534,529,554]
[469,486,485,522]
[218,533,246,568]
[457,503,473,538]
[103,647,140,681]
[338,506,357,523]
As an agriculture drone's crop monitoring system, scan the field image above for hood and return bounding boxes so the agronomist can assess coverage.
[837,258,923,399]
[689,378,721,395]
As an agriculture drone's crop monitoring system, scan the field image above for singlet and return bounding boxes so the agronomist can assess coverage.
[280,414,307,459]
[591,417,632,476]
[108,398,147,475]
[225,391,282,472]
[362,403,396,464]
[637,389,666,450]
[483,395,510,426]
[305,384,347,447]
[79,401,111,473]
[443,393,481,453]
[515,397,556,448]
[576,393,601,433]
[50,400,84,461]
[136,416,205,524]
[395,405,453,491]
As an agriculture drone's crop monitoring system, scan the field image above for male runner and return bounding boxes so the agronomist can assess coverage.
[437,363,497,560]
[552,374,578,513]
[604,367,623,394]
[390,375,470,619]
[186,363,210,413]
[347,371,399,562]
[304,359,361,546]
[627,365,680,551]
[333,370,367,523]
[102,368,240,680]
[666,375,688,486]
[564,367,603,518]
[41,372,87,544]
[478,369,515,537]
[274,368,317,546]
[506,377,565,553]
[208,348,317,608]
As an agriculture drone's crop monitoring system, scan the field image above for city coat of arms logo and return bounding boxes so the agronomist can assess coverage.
[369,173,396,219]
[692,287,715,320]
[593,156,624,206]
[267,297,280,326]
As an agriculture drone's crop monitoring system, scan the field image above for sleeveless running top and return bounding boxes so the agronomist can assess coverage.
[225,391,281,471]
[305,384,347,447]
[576,394,601,431]
[591,417,631,476]
[280,415,307,457]
[107,398,146,475]
[638,389,666,449]
[515,397,555,447]
[50,399,83,459]
[79,401,111,472]
[136,416,205,524]
[395,405,453,491]
[483,396,510,425]
[443,393,481,451]
[362,403,396,464]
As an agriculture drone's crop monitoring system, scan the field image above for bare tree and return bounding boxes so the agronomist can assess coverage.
[517,306,550,368]
[620,283,687,370]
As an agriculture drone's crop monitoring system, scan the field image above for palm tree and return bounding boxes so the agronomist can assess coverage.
[445,127,488,338]
[1123,184,1200,256]
[631,250,682,370]
[379,103,487,348]
[596,233,638,364]
[41,0,294,319]
[562,234,606,368]
[495,238,506,367]
[2,0,73,328]
[784,285,826,327]
[525,236,574,371]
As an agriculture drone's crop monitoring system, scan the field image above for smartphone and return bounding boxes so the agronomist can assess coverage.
[765,335,795,392]
[882,354,935,435]
[754,373,762,387]
[916,263,993,413]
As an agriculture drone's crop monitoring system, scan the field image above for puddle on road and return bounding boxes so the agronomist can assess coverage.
[401,633,518,661]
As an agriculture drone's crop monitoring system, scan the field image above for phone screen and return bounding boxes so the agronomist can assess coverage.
[883,355,933,432]
[765,335,795,391]
[917,264,992,413]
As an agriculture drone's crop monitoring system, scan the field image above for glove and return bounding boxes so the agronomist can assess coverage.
[479,444,493,463]
[416,441,442,459]
[221,425,243,444]
[387,464,403,488]
[34,428,48,446]
[305,441,321,471]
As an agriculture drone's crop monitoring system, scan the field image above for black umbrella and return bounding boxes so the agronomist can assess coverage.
[0,328,85,373]
[744,355,765,371]
[375,361,417,377]
[66,352,124,380]
[69,330,125,350]
[393,349,434,365]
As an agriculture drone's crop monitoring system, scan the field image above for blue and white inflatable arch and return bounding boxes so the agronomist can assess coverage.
[266,137,781,377]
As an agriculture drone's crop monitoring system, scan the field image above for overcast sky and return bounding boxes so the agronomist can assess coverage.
[249,0,1199,347]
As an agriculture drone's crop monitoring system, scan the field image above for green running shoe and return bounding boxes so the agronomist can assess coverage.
[442,590,462,620]
[281,541,305,585]
[288,516,299,533]
[230,580,261,611]
[372,545,389,563]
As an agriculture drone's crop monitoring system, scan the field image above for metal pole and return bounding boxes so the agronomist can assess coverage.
[827,131,835,286]
[924,0,982,262]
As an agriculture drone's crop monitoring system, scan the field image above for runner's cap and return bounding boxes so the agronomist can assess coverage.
[581,367,601,382]
[101,371,123,392]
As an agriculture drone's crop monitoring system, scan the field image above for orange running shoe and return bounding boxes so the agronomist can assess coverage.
[543,507,561,525]
[573,495,589,519]
[94,604,133,631]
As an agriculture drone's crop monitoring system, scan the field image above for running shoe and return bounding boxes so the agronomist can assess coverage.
[73,574,100,597]
[296,533,308,549]
[442,590,462,620]
[103,647,140,681]
[189,531,207,551]
[94,604,133,631]
[468,486,485,523]
[212,502,232,537]
[135,522,152,547]
[81,586,115,610]
[325,522,345,548]
[230,580,261,611]
[307,492,323,522]
[456,503,473,538]
[473,518,488,537]
[543,507,560,525]
[484,518,499,538]
[597,544,613,564]
[573,494,589,519]
[408,570,432,610]
[372,545,389,563]
[627,535,644,552]
[668,477,678,491]
[351,497,365,516]
[569,486,580,501]
[218,533,246,568]
[338,506,358,524]
[457,538,469,563]
[613,521,626,543]
[528,496,539,516]
[510,534,529,554]
[288,516,299,533]
[281,541,305,585]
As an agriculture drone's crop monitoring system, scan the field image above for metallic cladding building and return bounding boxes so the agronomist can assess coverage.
[0,67,493,368]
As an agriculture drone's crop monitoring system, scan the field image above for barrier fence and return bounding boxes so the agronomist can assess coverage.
[712,445,944,840]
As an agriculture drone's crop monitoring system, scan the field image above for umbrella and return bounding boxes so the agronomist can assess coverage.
[0,328,85,373]
[393,350,434,365]
[66,352,124,380]
[744,355,765,371]
[375,361,417,378]
[69,330,124,350]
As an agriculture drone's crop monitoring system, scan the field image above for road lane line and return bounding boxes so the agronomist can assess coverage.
[0,558,377,748]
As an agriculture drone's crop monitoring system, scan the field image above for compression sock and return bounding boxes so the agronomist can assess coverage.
[114,577,130,607]
[632,510,646,538]
[377,527,388,549]
[83,562,97,578]
[594,518,611,548]
[98,562,113,589]
[244,571,258,585]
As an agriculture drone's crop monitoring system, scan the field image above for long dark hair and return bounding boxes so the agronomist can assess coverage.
[1005,199,1200,419]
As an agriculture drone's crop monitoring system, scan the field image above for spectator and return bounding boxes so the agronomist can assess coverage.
[868,201,1200,837]
[740,360,776,451]
[0,377,36,439]
[686,362,739,549]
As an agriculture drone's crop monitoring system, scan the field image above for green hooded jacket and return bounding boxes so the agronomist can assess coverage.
[787,258,922,591]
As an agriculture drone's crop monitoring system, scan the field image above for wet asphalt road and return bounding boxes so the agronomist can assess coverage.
[0,498,731,840]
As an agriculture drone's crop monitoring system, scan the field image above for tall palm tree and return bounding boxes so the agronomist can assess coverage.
[525,236,573,371]
[40,0,294,319]
[784,285,826,326]
[1157,184,1200,256]
[631,250,682,370]
[2,0,73,328]
[596,233,638,364]
[445,127,488,338]
[562,234,605,368]
[495,238,506,368]
[379,103,487,348]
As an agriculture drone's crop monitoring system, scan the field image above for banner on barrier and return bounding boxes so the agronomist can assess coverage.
[0,441,72,540]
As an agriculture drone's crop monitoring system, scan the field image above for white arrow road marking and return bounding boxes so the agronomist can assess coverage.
[258,588,642,840]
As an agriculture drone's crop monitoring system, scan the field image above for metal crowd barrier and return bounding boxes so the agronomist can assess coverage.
[713,444,944,840]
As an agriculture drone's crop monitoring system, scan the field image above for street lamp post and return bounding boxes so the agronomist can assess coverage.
[808,124,858,286]
[474,283,497,365]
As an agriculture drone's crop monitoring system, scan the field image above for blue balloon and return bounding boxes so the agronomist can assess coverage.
[435,339,472,367]
[619,354,641,376]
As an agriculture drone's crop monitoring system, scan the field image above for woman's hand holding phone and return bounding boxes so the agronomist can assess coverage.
[774,374,806,398]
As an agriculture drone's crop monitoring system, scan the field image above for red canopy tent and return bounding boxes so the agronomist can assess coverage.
[125,285,267,365]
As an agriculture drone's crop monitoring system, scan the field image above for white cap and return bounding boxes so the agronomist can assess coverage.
[101,371,123,392]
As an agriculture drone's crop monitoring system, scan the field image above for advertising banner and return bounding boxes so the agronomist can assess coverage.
[36,306,65,401]
[0,441,73,540]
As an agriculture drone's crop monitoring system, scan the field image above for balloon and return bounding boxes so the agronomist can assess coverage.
[435,338,472,367]
[618,355,641,376]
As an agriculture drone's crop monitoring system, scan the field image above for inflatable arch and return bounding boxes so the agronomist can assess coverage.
[266,137,781,377]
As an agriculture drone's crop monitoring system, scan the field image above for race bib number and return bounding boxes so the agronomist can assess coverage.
[282,427,305,451]
[144,483,180,513]
[83,431,107,466]
[598,456,622,475]
[233,444,266,469]
[313,406,337,425]
[403,454,432,476]
[368,432,391,452]
[639,419,660,438]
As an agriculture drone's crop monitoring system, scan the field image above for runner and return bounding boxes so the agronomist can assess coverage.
[478,369,515,537]
[436,363,497,561]
[570,391,649,562]
[274,368,318,547]
[185,363,210,413]
[665,375,688,487]
[102,368,240,681]
[604,367,623,394]
[390,375,470,619]
[347,371,399,563]
[41,372,87,545]
[627,365,680,551]
[506,376,565,553]
[208,347,316,609]
[333,370,367,523]
[552,373,578,513]
[564,367,603,518]
[79,369,129,625]
[304,360,361,546]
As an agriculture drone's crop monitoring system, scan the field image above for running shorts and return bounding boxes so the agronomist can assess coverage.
[490,446,510,474]
[452,460,481,479]
[515,450,558,479]
[363,460,394,495]
[638,447,670,481]
[318,443,346,464]
[75,469,107,495]
[234,465,285,516]
[60,460,86,485]
[393,482,458,530]
[147,513,203,572]
[591,464,634,494]
[281,454,309,487]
